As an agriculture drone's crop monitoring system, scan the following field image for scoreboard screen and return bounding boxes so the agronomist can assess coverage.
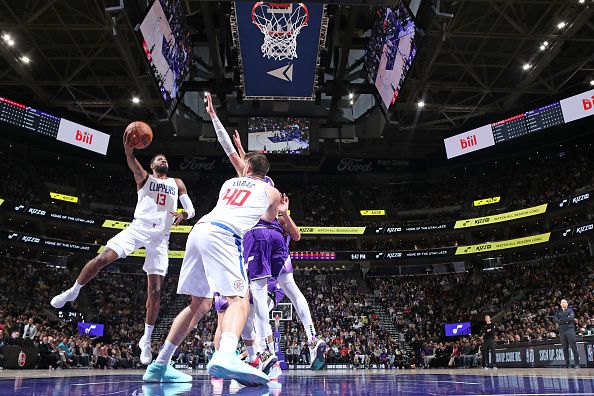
[491,114,528,144]
[0,97,61,138]
[525,102,565,133]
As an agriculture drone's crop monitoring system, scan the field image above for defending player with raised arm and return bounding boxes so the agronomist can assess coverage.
[227,119,327,371]
[51,131,195,365]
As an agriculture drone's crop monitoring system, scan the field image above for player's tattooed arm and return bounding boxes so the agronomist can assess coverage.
[123,133,148,188]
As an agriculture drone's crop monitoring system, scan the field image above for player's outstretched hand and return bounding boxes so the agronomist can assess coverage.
[233,130,245,159]
[123,131,134,153]
[205,92,217,118]
[170,211,186,226]
[279,193,289,214]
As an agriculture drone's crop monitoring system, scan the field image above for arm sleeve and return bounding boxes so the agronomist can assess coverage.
[179,194,195,219]
[212,117,236,156]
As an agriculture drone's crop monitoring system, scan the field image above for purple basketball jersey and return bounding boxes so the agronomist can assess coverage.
[244,219,292,280]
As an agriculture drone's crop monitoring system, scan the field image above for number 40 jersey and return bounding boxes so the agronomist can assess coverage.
[200,176,271,236]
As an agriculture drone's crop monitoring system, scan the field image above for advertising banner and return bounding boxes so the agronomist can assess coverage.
[455,233,551,255]
[454,204,548,229]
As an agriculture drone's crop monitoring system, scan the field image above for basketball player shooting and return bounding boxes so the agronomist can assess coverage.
[51,125,196,366]
[142,93,282,386]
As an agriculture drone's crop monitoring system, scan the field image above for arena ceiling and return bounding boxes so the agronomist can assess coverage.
[0,0,593,148]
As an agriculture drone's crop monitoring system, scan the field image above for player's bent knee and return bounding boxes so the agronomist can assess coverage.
[94,248,118,267]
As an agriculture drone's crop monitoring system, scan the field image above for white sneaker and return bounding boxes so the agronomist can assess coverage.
[50,288,80,308]
[140,335,153,365]
[268,362,282,380]
[258,350,278,375]
[207,351,269,387]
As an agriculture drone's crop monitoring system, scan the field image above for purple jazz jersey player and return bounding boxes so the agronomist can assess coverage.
[244,218,293,281]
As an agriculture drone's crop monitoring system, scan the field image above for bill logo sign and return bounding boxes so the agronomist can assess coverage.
[444,124,495,159]
[455,233,551,255]
[454,204,547,228]
[473,196,500,207]
[560,88,594,123]
[233,2,327,99]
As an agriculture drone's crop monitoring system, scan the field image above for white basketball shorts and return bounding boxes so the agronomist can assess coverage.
[177,222,248,298]
[105,219,170,276]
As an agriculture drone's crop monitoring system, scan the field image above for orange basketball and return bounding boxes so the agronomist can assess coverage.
[124,121,153,149]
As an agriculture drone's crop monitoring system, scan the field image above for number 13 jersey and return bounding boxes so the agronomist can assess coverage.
[134,174,178,229]
[200,177,270,236]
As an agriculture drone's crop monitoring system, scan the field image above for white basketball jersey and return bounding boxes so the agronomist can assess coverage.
[134,175,178,228]
[201,177,271,236]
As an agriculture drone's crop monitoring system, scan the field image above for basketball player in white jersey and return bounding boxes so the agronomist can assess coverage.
[143,94,281,386]
[51,133,196,365]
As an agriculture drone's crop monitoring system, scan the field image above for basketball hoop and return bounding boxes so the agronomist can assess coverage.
[252,2,309,61]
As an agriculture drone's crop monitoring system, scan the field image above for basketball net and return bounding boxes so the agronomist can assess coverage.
[252,2,309,61]
[273,314,282,331]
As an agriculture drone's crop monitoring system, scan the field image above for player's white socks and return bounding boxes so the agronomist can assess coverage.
[246,345,257,362]
[219,332,239,354]
[250,278,273,354]
[277,272,317,343]
[155,340,177,364]
[144,324,154,340]
[72,281,83,294]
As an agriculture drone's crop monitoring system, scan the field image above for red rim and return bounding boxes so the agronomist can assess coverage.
[251,2,309,36]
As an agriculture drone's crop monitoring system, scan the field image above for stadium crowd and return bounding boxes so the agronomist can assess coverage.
[1,252,592,370]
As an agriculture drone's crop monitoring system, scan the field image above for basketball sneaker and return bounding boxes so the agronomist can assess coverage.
[139,335,153,365]
[143,360,192,383]
[207,351,269,387]
[309,338,327,370]
[247,355,261,369]
[50,287,80,309]
[258,350,277,375]
[268,362,282,380]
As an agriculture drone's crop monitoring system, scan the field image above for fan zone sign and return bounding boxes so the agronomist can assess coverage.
[233,2,327,99]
